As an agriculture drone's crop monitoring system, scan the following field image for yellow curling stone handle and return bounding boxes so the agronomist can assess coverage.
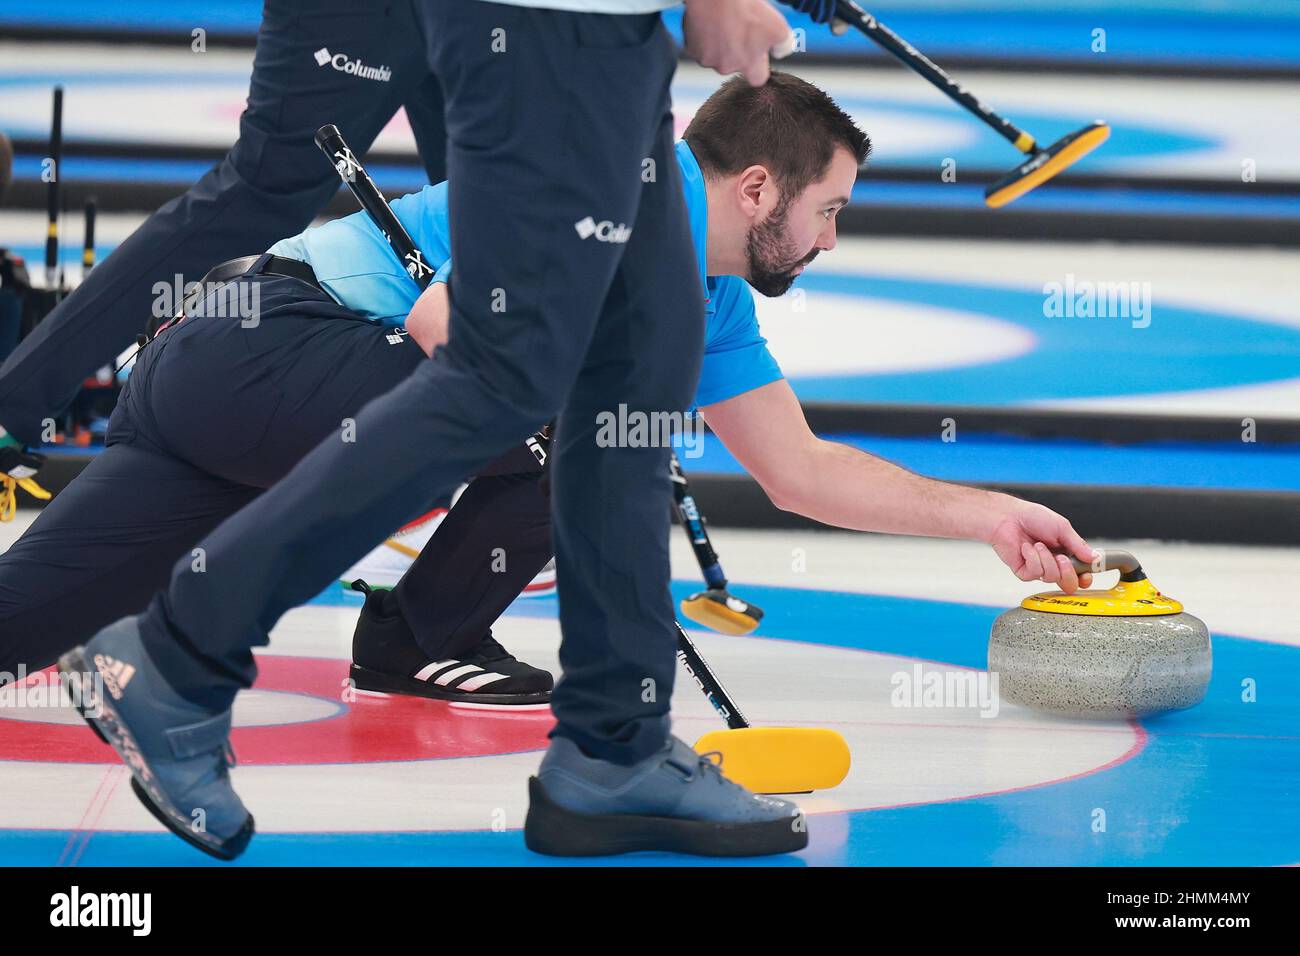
[1021,549,1184,617]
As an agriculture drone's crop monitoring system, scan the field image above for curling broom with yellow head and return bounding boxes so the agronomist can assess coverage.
[670,453,849,794]
[671,451,764,636]
[677,620,850,795]
[832,0,1110,207]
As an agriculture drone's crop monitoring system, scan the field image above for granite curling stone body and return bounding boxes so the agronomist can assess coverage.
[988,550,1211,718]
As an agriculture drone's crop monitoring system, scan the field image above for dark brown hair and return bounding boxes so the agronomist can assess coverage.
[684,71,870,199]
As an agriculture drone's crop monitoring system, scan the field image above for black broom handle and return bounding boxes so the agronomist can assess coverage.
[834,0,1034,151]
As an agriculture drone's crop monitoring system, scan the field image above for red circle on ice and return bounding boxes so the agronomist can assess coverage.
[0,656,553,765]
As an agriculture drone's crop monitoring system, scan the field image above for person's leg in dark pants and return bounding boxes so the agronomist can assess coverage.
[0,271,428,678]
[390,469,552,660]
[0,0,441,446]
[63,1,804,859]
[404,72,449,186]
[0,442,259,679]
[547,107,702,764]
[349,462,555,703]
[130,3,668,708]
[347,427,555,702]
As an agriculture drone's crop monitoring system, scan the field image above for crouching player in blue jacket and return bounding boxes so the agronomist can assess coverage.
[0,73,1095,711]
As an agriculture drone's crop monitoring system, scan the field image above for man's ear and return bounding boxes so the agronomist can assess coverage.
[736,165,772,220]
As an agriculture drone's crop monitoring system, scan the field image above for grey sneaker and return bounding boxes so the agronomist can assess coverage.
[524,735,808,857]
[58,616,254,860]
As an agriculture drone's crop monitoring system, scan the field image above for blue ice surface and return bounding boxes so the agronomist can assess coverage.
[3,581,1295,866]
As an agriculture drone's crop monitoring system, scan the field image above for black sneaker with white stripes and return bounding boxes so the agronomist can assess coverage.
[348,580,552,707]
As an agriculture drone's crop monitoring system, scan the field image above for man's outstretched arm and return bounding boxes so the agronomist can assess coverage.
[700,378,1099,592]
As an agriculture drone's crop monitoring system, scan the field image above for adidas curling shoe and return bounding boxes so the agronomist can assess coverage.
[57,616,254,861]
[524,736,808,858]
[349,580,552,707]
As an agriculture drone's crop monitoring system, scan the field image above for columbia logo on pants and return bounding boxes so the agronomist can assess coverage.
[574,216,631,244]
[313,47,392,83]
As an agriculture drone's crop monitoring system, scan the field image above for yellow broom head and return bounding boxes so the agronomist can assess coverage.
[694,726,850,794]
[984,121,1110,208]
[680,589,763,636]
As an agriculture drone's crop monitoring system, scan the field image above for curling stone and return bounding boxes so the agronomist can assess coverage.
[988,550,1210,718]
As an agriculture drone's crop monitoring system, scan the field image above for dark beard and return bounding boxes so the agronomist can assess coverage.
[744,198,817,297]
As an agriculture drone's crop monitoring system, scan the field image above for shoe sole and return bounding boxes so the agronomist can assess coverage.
[350,664,552,707]
[523,777,808,857]
[57,646,255,862]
